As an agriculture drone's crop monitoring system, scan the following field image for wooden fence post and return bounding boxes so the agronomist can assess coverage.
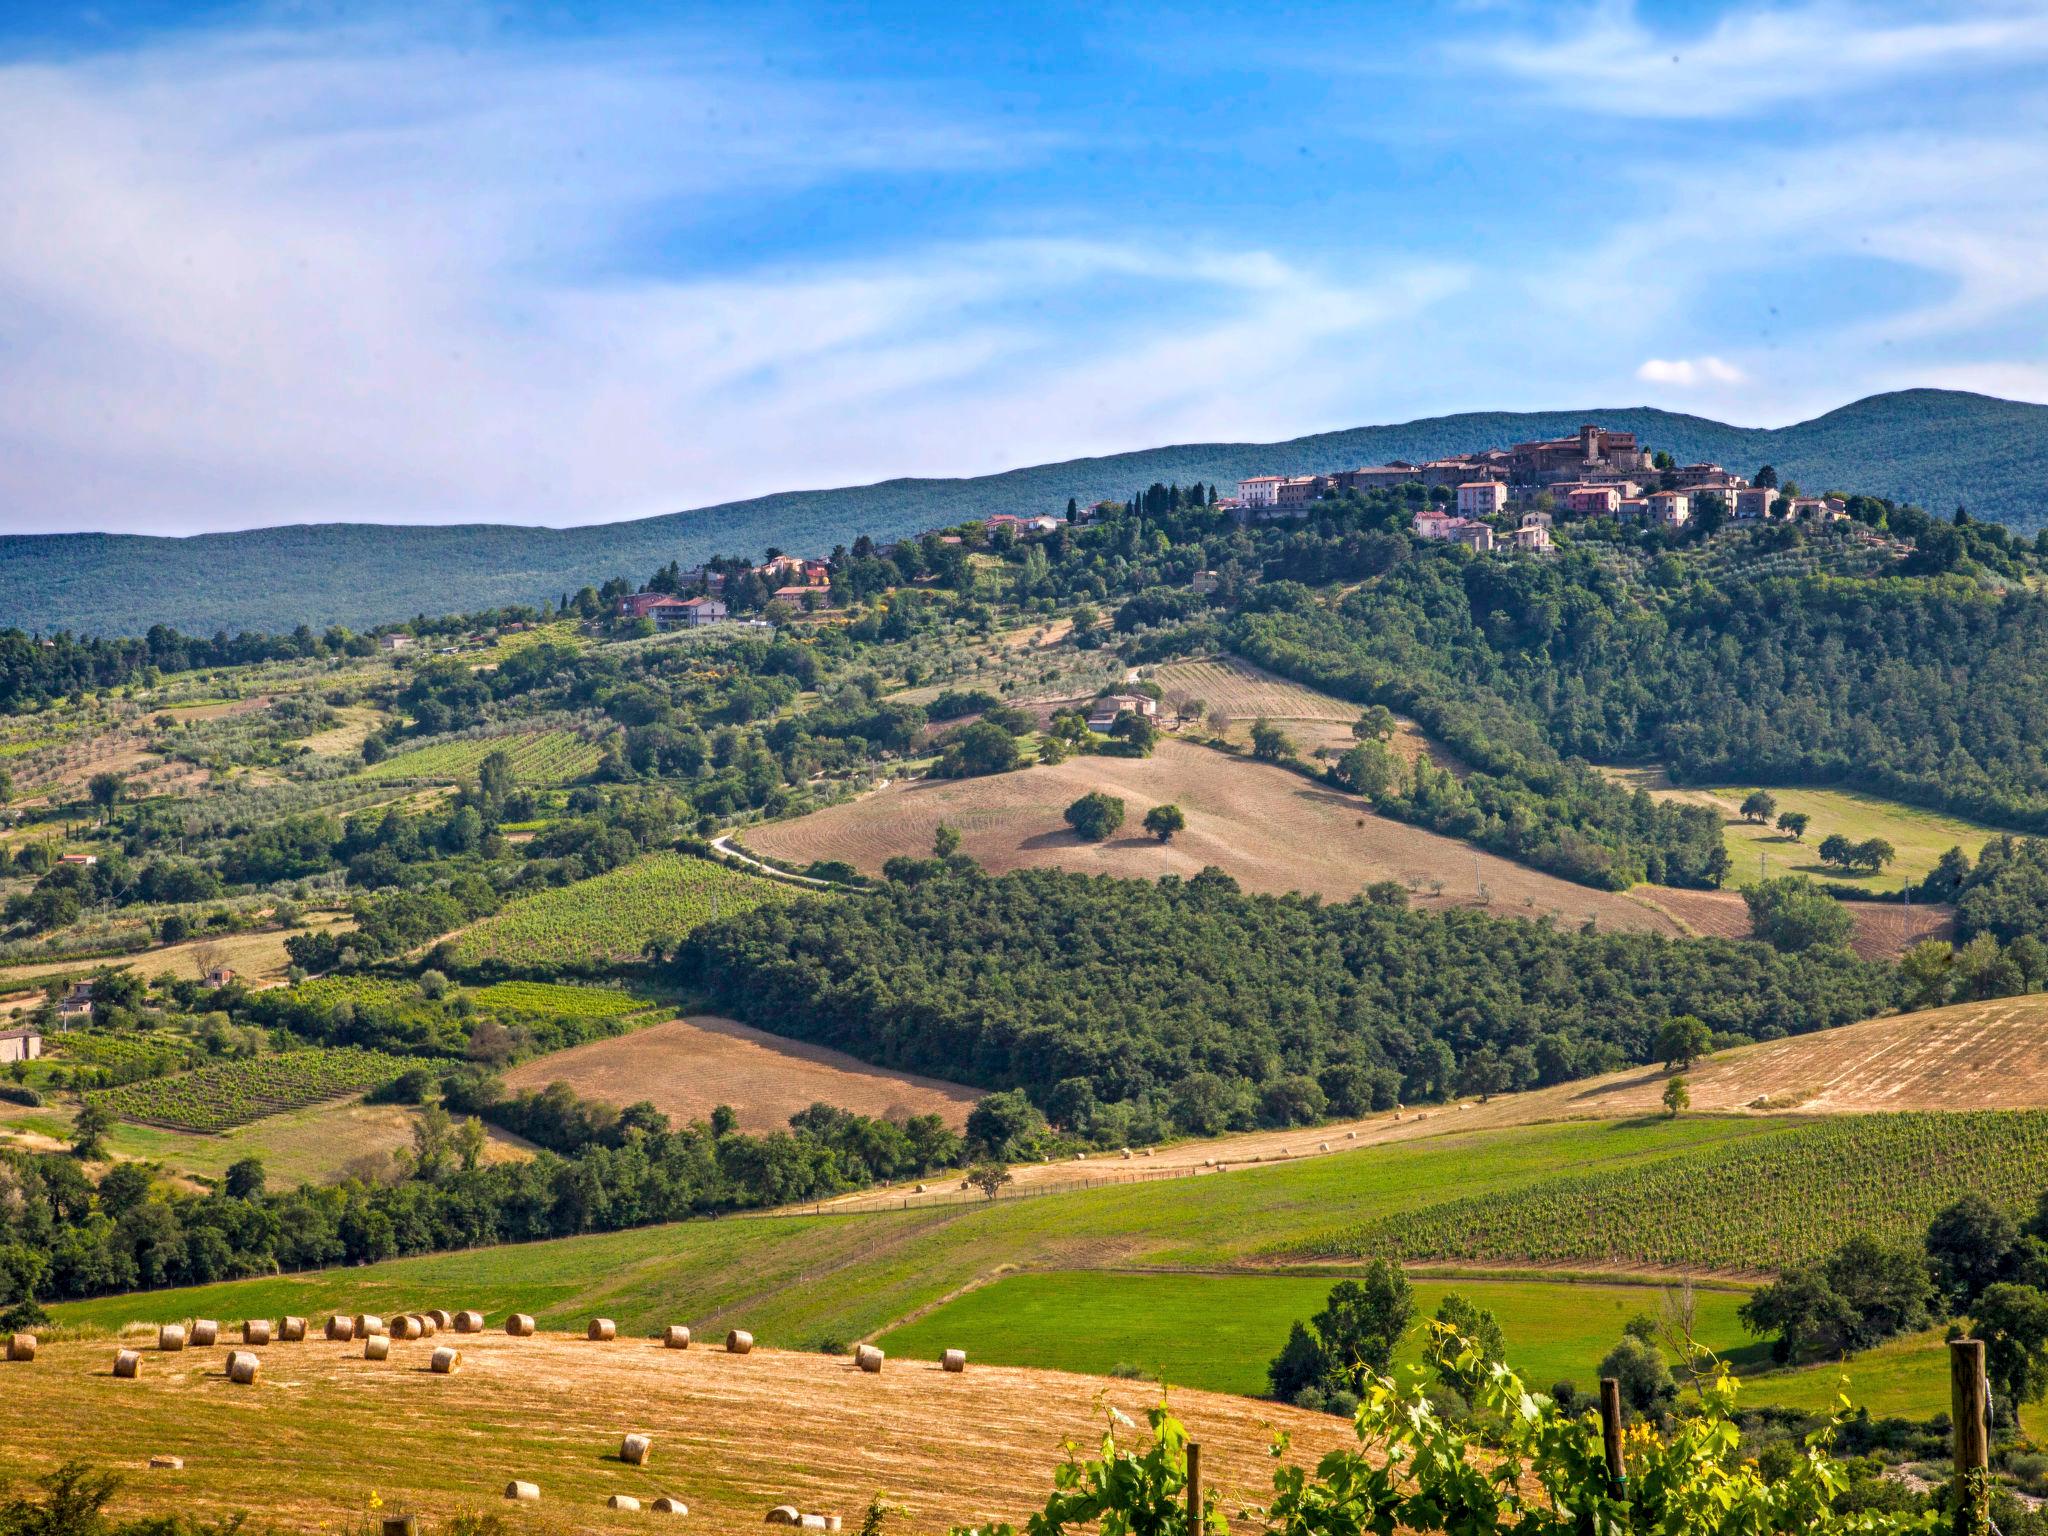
[1186,1440,1203,1533]
[1598,1377,1625,1496]
[1952,1339,1990,1536]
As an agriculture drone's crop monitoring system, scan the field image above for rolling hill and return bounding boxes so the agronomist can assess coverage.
[7,388,2045,636]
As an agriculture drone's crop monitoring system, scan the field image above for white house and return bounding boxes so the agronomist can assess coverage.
[0,1025,40,1065]
[1456,481,1507,518]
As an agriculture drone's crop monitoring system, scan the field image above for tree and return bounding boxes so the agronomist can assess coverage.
[1599,1332,1675,1413]
[1898,938,1955,1009]
[1662,1076,1690,1118]
[966,1162,1014,1201]
[933,823,962,859]
[1928,1194,2019,1309]
[1818,833,1855,869]
[452,1115,488,1173]
[1739,790,1777,824]
[1740,1234,1931,1363]
[1334,740,1394,798]
[1854,837,1896,874]
[1742,876,1853,952]
[1776,811,1809,841]
[87,772,124,819]
[933,722,1022,778]
[1311,1262,1413,1389]
[1064,792,1126,842]
[1976,1282,2048,1411]
[1425,1292,1507,1383]
[1142,804,1186,842]
[223,1157,266,1199]
[1249,719,1295,762]
[69,1101,113,1161]
[1754,463,1779,488]
[966,1089,1045,1157]
[1352,706,1397,743]
[1655,1015,1710,1069]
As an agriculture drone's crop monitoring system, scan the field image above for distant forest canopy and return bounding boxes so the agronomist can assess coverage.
[677,866,1895,1138]
[7,387,2047,636]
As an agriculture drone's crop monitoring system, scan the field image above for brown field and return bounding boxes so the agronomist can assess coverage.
[1635,885,1953,961]
[1145,655,1464,772]
[747,741,1676,933]
[502,1016,984,1133]
[0,913,353,988]
[0,1331,1350,1536]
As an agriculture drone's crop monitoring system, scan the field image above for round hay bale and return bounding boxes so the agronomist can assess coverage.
[505,1482,540,1503]
[6,1333,35,1362]
[620,1433,653,1466]
[426,1309,453,1329]
[725,1329,754,1355]
[392,1315,423,1341]
[651,1497,688,1515]
[356,1314,387,1337]
[663,1326,691,1350]
[326,1316,355,1342]
[147,1455,181,1469]
[855,1344,883,1374]
[588,1317,617,1341]
[1139,1148,1154,1157]
[416,1314,439,1338]
[609,1496,643,1512]
[765,1507,799,1526]
[242,1320,272,1346]
[914,1183,928,1194]
[799,1516,830,1530]
[364,1336,391,1362]
[430,1346,461,1374]
[506,1313,536,1336]
[280,1316,307,1342]
[1317,1142,1330,1153]
[226,1351,260,1385]
[1202,1158,1215,1168]
[158,1325,187,1353]
[454,1310,485,1333]
[942,1349,966,1373]
[1345,1131,1356,1140]
[115,1350,143,1378]
[1120,1148,1132,1159]
[189,1319,219,1347]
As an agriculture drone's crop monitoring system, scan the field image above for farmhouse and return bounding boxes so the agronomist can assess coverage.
[202,967,237,989]
[1087,693,1158,730]
[0,1025,40,1065]
[618,592,689,624]
[55,982,93,1026]
[377,633,415,653]
[676,596,729,626]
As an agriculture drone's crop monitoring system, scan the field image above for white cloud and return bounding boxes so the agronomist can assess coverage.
[1636,356,1747,386]
[1478,1,2048,120]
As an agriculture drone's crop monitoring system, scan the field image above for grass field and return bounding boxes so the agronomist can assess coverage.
[501,1014,982,1134]
[0,1333,1353,1536]
[447,852,798,974]
[746,741,1675,934]
[879,1271,1762,1398]
[1604,771,2011,893]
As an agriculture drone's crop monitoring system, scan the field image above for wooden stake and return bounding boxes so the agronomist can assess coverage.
[1598,1377,1625,1494]
[1186,1441,1202,1533]
[1952,1339,1990,1536]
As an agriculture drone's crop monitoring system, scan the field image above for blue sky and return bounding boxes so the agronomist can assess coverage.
[2,0,2045,534]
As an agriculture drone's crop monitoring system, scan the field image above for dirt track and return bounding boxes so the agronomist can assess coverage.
[503,1015,984,1133]
[747,742,1677,935]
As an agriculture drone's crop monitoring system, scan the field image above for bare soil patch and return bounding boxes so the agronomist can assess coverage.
[748,741,1675,934]
[502,1015,984,1133]
[1636,885,1953,961]
[4,1333,1350,1536]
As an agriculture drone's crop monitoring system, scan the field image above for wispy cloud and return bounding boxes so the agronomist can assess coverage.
[1475,0,2048,119]
[1637,356,1746,386]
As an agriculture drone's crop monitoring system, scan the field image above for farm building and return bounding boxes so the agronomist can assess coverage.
[1087,694,1159,730]
[0,1025,40,1065]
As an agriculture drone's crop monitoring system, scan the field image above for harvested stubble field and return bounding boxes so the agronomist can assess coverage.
[1,1331,1352,1536]
[1144,655,1461,771]
[502,1015,982,1133]
[1633,884,1952,961]
[0,912,354,988]
[746,742,1675,933]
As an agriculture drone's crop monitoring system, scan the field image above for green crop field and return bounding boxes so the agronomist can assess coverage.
[1608,772,2011,893]
[86,1047,414,1132]
[1319,1112,2048,1272]
[469,979,659,1020]
[446,851,801,973]
[359,728,601,785]
[878,1270,1763,1398]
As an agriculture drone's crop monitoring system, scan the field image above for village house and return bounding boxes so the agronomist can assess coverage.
[1086,693,1159,731]
[55,982,93,1027]
[1671,464,1749,498]
[1334,463,1421,492]
[1734,487,1778,520]
[1457,481,1507,518]
[1451,522,1496,553]
[760,555,832,587]
[1791,495,1849,520]
[676,595,728,626]
[1503,523,1551,552]
[377,633,415,653]
[1561,484,1622,516]
[1413,509,1464,540]
[1617,497,1652,521]
[58,852,97,867]
[773,584,835,608]
[0,1024,41,1065]
[1274,475,1329,509]
[1189,570,1221,595]
[1649,489,1692,527]
[1236,475,1285,509]
[618,591,688,622]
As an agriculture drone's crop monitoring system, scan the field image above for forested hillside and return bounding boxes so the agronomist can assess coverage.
[9,388,2045,636]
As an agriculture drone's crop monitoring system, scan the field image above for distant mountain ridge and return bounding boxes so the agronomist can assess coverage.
[5,388,2044,637]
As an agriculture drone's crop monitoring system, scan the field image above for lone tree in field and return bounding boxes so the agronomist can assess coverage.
[1777,810,1809,841]
[933,823,962,858]
[1065,791,1126,842]
[1663,1076,1690,1118]
[966,1162,1014,1201]
[1250,718,1296,762]
[1740,790,1777,824]
[1143,803,1186,842]
[1656,1014,1711,1070]
[70,1101,113,1161]
[87,771,125,822]
[1352,705,1397,743]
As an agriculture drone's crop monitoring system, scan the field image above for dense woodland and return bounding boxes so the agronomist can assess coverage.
[677,866,1893,1141]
